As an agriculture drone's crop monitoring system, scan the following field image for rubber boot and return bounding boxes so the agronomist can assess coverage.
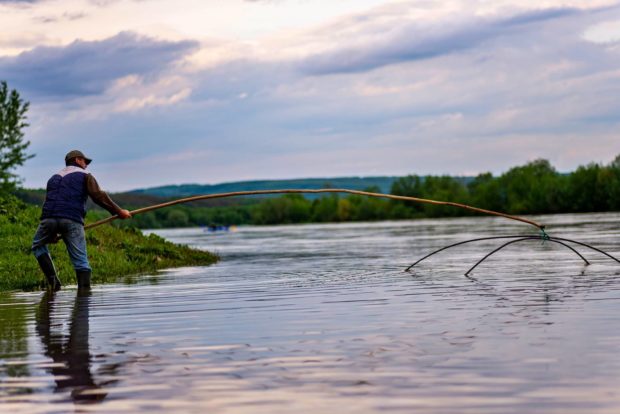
[76,269,91,291]
[36,253,62,291]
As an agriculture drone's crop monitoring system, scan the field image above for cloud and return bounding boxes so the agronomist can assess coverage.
[298,6,596,75]
[35,11,88,24]
[10,1,620,190]
[0,31,198,98]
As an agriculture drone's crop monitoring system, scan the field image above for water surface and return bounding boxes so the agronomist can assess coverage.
[1,213,620,413]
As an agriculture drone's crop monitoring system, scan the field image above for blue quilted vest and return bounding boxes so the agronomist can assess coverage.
[41,166,89,224]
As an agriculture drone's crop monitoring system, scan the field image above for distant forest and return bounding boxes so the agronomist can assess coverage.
[18,156,620,229]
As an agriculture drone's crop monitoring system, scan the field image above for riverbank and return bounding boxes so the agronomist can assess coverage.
[0,194,218,291]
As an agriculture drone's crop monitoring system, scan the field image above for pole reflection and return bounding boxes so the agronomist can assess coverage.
[36,290,107,404]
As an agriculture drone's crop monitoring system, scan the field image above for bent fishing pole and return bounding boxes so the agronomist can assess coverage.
[84,189,620,276]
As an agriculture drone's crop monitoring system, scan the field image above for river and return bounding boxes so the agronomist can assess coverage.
[1,213,620,413]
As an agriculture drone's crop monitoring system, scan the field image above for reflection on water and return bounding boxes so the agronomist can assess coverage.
[35,290,107,403]
[1,213,620,413]
[0,294,29,379]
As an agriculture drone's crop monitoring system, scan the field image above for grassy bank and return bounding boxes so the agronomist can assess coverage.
[0,194,218,291]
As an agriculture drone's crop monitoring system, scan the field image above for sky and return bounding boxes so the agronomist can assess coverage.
[1,0,619,191]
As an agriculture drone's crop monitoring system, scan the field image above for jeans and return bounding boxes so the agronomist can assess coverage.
[32,218,91,272]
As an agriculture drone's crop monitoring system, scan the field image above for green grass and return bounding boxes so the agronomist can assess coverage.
[0,194,218,291]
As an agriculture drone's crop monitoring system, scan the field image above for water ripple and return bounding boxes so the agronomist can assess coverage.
[1,214,620,413]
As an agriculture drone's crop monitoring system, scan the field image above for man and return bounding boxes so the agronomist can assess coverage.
[31,150,131,290]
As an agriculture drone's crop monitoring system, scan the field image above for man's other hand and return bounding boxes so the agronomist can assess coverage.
[118,209,132,219]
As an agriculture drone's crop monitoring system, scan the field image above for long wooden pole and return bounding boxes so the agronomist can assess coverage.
[84,189,545,230]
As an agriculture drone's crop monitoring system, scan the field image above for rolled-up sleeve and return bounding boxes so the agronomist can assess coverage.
[85,174,123,215]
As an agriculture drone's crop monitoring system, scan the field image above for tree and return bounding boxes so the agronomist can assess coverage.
[497,159,562,214]
[0,81,33,192]
[390,175,424,215]
[166,209,189,227]
[568,163,604,212]
[609,155,620,210]
[468,172,506,212]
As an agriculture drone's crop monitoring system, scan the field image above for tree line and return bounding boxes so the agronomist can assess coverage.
[100,157,620,229]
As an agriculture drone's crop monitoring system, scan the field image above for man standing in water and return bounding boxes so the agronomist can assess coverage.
[31,150,131,290]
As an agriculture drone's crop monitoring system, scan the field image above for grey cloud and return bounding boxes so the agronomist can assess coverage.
[35,11,88,24]
[500,7,579,26]
[180,4,620,159]
[299,7,591,75]
[0,0,39,4]
[0,31,198,98]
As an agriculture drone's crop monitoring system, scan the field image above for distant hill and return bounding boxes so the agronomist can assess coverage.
[17,175,476,210]
[129,177,402,199]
